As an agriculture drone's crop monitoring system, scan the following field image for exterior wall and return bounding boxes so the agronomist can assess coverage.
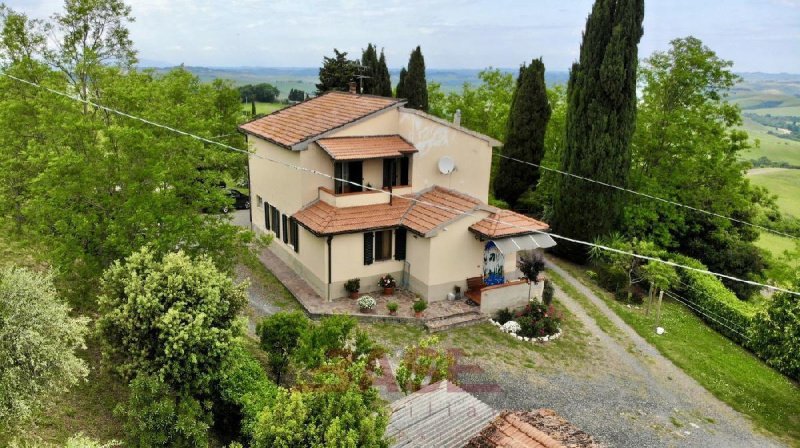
[328,108,400,137]
[300,143,334,206]
[405,232,432,299]
[249,138,303,231]
[398,111,493,203]
[424,213,489,302]
[480,280,544,315]
[363,159,384,189]
[329,232,405,299]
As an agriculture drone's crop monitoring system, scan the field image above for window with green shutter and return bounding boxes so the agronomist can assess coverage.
[264,201,271,230]
[363,232,374,265]
[290,218,299,253]
[282,214,288,244]
[395,228,407,260]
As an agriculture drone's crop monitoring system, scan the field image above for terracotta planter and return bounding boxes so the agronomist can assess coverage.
[360,307,372,314]
[414,311,423,318]
[349,291,359,299]
[389,310,397,316]
[383,287,395,296]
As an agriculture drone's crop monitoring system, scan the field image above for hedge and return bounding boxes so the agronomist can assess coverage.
[670,254,758,346]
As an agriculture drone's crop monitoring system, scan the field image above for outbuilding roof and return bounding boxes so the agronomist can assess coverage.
[238,92,404,149]
[469,209,550,239]
[316,135,417,161]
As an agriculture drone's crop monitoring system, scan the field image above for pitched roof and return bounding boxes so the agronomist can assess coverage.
[292,186,490,237]
[317,135,417,161]
[239,92,403,149]
[469,209,549,239]
[401,187,484,236]
[388,381,498,448]
[466,412,564,448]
[399,107,504,147]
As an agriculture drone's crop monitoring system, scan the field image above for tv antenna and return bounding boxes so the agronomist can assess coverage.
[354,64,371,94]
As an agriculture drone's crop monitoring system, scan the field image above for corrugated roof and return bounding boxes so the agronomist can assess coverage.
[239,92,403,148]
[388,381,498,448]
[317,135,417,161]
[469,209,549,239]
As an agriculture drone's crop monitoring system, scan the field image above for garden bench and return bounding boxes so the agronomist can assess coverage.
[465,276,485,305]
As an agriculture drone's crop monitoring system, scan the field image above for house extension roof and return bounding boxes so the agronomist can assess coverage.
[467,409,603,448]
[292,186,490,237]
[238,92,404,149]
[469,209,550,239]
[317,135,417,161]
[388,381,498,448]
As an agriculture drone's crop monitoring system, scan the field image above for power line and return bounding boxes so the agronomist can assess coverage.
[494,152,799,240]
[4,71,799,298]
[663,290,751,342]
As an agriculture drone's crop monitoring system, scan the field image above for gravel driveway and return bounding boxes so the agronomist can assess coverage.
[460,261,784,448]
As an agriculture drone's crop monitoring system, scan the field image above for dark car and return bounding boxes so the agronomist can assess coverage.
[224,189,250,213]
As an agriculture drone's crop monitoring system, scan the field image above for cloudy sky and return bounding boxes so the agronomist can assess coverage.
[7,0,800,72]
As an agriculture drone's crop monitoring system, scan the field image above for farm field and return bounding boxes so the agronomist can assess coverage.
[740,117,800,165]
[756,232,798,265]
[747,167,800,217]
[241,101,285,115]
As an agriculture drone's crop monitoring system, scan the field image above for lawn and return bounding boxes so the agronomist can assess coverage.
[550,258,800,446]
[747,167,800,218]
[756,232,799,263]
[740,117,800,166]
[241,101,285,116]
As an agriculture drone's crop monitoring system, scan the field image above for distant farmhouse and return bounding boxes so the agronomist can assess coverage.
[239,84,555,306]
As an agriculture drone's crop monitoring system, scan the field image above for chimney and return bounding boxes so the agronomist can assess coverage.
[453,109,462,126]
[349,81,357,94]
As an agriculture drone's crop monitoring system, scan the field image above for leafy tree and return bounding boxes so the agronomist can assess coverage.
[251,360,389,448]
[530,85,568,216]
[550,0,645,262]
[377,50,392,97]
[239,83,280,103]
[749,272,800,380]
[626,37,769,298]
[257,311,309,385]
[403,46,428,111]
[395,67,407,98]
[97,247,247,397]
[115,374,210,448]
[0,267,89,436]
[295,314,358,369]
[316,48,357,95]
[288,88,306,102]
[395,336,455,394]
[494,59,551,207]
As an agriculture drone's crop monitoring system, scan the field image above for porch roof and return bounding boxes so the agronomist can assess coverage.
[491,234,557,254]
[316,135,417,161]
[469,209,550,239]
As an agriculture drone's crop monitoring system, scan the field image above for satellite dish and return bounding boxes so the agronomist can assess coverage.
[438,156,455,175]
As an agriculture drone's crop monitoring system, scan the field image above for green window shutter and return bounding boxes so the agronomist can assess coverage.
[395,228,407,260]
[282,214,288,244]
[364,232,374,265]
[272,207,280,239]
[290,218,299,253]
[264,201,271,230]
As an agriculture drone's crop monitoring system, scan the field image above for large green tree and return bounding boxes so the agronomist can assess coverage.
[395,67,407,98]
[626,37,769,298]
[403,46,428,111]
[494,59,552,207]
[316,48,357,95]
[360,43,379,94]
[97,248,248,398]
[0,267,89,438]
[550,0,645,261]
[377,50,392,97]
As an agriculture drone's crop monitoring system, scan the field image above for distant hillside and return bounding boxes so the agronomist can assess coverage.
[143,65,571,97]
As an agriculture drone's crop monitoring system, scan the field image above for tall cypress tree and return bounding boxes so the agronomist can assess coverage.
[404,46,428,111]
[550,0,645,262]
[494,59,551,208]
[396,67,407,98]
[360,43,380,94]
[377,50,392,97]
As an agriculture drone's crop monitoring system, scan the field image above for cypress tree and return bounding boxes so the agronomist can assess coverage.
[494,59,551,208]
[316,49,357,95]
[404,46,428,111]
[251,100,256,116]
[550,0,645,262]
[396,67,407,98]
[377,50,393,97]
[360,43,380,94]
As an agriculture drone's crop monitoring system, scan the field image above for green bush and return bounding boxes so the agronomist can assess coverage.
[670,254,757,345]
[115,374,210,448]
[749,274,800,381]
[256,311,309,384]
[295,315,357,369]
[494,307,513,324]
[542,279,555,305]
[514,302,561,338]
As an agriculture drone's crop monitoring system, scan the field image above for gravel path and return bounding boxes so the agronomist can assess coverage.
[460,260,784,447]
[235,262,281,335]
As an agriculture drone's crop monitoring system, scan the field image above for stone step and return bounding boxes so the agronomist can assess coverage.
[425,312,487,333]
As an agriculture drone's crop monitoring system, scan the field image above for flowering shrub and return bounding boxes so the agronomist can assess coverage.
[357,295,376,310]
[501,321,521,334]
[515,302,562,338]
[378,274,396,288]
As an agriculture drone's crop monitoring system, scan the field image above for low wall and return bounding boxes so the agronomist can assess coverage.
[480,280,544,315]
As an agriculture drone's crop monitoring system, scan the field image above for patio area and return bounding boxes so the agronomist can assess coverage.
[326,288,477,320]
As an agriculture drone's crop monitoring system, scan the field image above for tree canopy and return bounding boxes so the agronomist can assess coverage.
[239,83,280,103]
[403,46,428,111]
[316,48,357,95]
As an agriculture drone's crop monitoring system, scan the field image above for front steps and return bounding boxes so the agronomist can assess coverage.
[424,310,487,332]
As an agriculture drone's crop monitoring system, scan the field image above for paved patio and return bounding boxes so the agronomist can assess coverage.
[257,247,478,324]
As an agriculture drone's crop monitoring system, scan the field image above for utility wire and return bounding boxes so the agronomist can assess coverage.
[4,71,799,297]
[494,152,798,240]
[663,290,751,342]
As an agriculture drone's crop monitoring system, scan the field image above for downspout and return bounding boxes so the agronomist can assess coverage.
[244,135,253,231]
[327,235,333,301]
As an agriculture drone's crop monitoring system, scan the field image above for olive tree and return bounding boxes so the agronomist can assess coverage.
[0,266,89,436]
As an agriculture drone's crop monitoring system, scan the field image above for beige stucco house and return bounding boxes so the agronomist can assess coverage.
[240,88,555,308]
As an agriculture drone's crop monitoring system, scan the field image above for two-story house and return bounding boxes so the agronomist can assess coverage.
[240,86,555,306]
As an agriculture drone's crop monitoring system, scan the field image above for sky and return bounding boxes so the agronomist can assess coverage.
[6,0,800,73]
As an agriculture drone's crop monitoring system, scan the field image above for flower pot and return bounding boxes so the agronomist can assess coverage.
[389,310,397,316]
[414,311,423,318]
[360,307,372,314]
[349,291,359,299]
[383,287,395,296]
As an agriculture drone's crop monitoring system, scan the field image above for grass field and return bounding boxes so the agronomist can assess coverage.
[551,258,800,446]
[740,117,800,166]
[748,168,800,217]
[241,101,285,116]
[749,105,800,116]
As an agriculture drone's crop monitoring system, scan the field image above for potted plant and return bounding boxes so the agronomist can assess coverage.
[387,301,399,316]
[412,299,427,318]
[344,278,360,299]
[357,295,377,313]
[378,274,396,295]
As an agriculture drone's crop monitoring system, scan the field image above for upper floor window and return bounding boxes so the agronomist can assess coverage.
[383,157,409,188]
[334,161,363,194]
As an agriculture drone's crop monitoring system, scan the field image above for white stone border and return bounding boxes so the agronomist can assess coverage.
[489,318,562,343]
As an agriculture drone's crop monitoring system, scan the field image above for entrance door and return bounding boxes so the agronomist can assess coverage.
[483,241,504,286]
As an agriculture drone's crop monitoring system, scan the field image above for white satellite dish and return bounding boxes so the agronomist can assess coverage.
[438,156,455,175]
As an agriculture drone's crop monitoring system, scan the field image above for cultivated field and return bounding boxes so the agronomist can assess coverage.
[748,168,800,218]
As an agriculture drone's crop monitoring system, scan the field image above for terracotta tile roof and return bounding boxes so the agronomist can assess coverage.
[239,92,403,148]
[402,186,483,236]
[466,411,564,448]
[388,381,499,448]
[293,197,412,236]
[469,209,549,239]
[316,135,417,160]
[469,410,602,448]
